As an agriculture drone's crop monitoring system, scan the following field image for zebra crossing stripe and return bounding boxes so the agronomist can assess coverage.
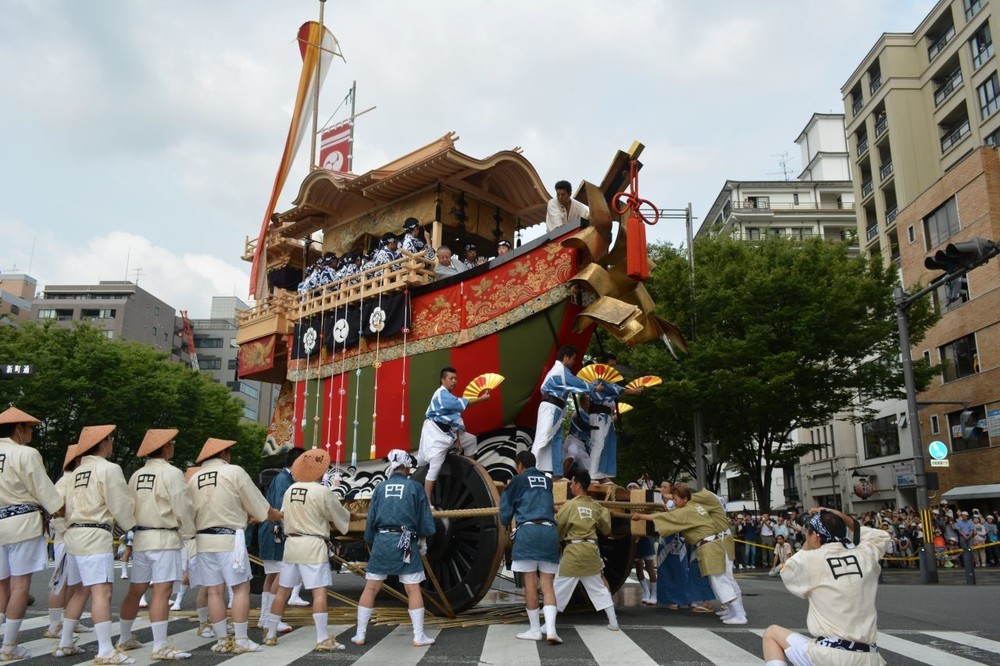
[223,624,353,663]
[877,632,986,665]
[664,627,762,665]
[480,624,541,665]
[922,631,1000,656]
[576,625,659,666]
[353,625,440,665]
[17,617,150,658]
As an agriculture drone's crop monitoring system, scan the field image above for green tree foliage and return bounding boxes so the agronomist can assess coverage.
[0,322,265,479]
[612,237,936,510]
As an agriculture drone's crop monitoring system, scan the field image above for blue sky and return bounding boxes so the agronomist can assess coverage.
[0,0,935,316]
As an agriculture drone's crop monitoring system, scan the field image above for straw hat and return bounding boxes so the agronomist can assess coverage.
[62,443,80,471]
[0,406,41,425]
[137,428,178,457]
[291,448,330,483]
[196,437,237,463]
[76,425,116,457]
[184,466,201,483]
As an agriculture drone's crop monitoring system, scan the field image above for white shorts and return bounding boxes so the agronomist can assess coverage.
[511,559,559,575]
[263,560,282,575]
[365,571,425,585]
[0,535,48,578]
[65,553,115,587]
[554,573,614,612]
[194,551,253,587]
[785,632,816,666]
[131,549,184,584]
[279,561,331,590]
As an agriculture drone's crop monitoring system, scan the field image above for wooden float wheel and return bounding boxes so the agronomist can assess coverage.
[411,453,505,614]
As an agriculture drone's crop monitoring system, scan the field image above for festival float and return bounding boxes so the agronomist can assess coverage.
[233,16,685,614]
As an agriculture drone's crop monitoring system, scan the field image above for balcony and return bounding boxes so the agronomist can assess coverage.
[861,179,874,199]
[866,224,880,241]
[869,73,882,95]
[879,160,894,180]
[933,70,963,106]
[875,115,888,137]
[852,97,863,115]
[928,25,956,60]
[886,207,899,227]
[235,293,297,345]
[857,135,869,155]
[940,118,971,152]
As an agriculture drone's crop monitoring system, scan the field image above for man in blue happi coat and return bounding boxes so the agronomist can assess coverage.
[417,367,491,502]
[531,345,590,477]
[587,353,643,483]
[256,448,306,632]
[352,450,436,648]
[499,450,563,644]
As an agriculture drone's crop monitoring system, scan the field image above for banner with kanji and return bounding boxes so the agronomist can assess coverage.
[320,120,352,173]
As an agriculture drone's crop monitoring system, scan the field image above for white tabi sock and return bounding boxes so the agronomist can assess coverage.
[765,661,788,666]
[266,616,280,640]
[353,605,373,641]
[604,605,619,628]
[197,607,209,624]
[259,592,273,626]
[526,607,540,632]
[151,620,169,651]
[119,618,134,642]
[59,619,77,648]
[212,620,228,644]
[639,578,650,601]
[48,608,63,633]
[95,620,114,658]
[313,613,329,643]
[234,621,249,641]
[542,604,558,637]
[3,618,23,648]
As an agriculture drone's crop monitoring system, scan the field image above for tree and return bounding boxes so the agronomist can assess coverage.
[613,237,936,510]
[0,321,265,479]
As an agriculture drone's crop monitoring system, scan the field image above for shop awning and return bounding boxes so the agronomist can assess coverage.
[941,484,1000,501]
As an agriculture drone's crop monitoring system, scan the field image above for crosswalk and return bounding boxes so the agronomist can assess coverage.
[6,615,1000,665]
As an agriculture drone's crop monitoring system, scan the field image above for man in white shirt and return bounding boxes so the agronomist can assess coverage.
[434,246,466,279]
[544,180,590,232]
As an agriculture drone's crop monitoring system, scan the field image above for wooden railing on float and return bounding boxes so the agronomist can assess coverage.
[292,250,436,322]
[236,293,297,327]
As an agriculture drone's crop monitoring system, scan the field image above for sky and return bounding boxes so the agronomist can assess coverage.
[0,0,937,317]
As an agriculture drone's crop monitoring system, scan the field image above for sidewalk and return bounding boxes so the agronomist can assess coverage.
[736,563,1000,585]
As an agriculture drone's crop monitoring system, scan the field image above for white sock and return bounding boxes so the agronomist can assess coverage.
[234,621,249,641]
[95,620,113,657]
[260,592,273,625]
[3,618,23,647]
[765,661,788,666]
[119,618,134,642]
[526,607,540,632]
[59,619,78,648]
[0,613,5,629]
[639,578,650,600]
[266,616,280,640]
[408,608,424,639]
[542,604,558,637]
[151,621,168,651]
[313,613,329,643]
[605,605,618,627]
[49,608,64,633]
[354,605,373,640]
[212,620,228,642]
[197,607,209,624]
[291,583,303,599]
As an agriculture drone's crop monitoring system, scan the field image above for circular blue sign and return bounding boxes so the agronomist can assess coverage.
[928,440,948,460]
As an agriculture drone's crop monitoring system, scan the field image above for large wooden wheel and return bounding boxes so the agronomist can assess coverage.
[411,453,505,614]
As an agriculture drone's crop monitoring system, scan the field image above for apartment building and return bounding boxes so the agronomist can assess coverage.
[843,0,1000,509]
[0,273,37,324]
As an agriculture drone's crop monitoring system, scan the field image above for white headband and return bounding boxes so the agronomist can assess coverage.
[387,449,411,472]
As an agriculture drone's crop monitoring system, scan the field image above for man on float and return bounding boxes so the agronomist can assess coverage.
[264,448,353,653]
[0,407,63,662]
[531,345,590,477]
[545,180,590,232]
[188,437,281,654]
[400,217,436,260]
[352,450,436,648]
[116,429,195,660]
[588,352,643,484]
[496,239,513,256]
[463,243,485,267]
[434,246,465,278]
[417,366,491,503]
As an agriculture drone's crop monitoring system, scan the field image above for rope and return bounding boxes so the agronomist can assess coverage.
[400,289,410,427]
[350,285,365,469]
[369,273,387,461]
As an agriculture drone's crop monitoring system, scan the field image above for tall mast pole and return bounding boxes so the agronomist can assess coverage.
[348,80,357,172]
[309,0,326,168]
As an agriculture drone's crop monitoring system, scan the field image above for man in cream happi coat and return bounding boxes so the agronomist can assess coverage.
[0,407,63,662]
[188,438,280,654]
[116,429,195,660]
[58,424,136,664]
[264,448,352,652]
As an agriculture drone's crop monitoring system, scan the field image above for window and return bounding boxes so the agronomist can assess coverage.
[194,337,223,348]
[155,306,160,316]
[971,22,994,69]
[939,333,979,382]
[750,196,770,209]
[793,193,800,205]
[907,225,916,243]
[37,309,56,319]
[932,275,969,313]
[228,359,239,370]
[746,228,762,240]
[966,0,985,20]
[243,406,258,421]
[931,414,940,435]
[104,330,114,340]
[240,383,260,400]
[978,73,1000,119]
[923,197,960,248]
[863,415,900,459]
[200,358,222,370]
[986,128,1000,146]
[152,325,158,336]
[948,406,990,451]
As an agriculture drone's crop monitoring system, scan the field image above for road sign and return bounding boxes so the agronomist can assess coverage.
[930,459,950,467]
[0,364,35,378]
[928,440,948,460]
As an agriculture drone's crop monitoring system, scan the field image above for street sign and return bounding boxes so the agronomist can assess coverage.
[0,364,35,378]
[928,440,948,460]
[930,459,950,467]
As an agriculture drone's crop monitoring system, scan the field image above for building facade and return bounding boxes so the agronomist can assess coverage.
[842,0,1000,510]
[0,273,37,325]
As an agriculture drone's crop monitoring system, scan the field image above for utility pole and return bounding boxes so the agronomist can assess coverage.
[685,202,708,490]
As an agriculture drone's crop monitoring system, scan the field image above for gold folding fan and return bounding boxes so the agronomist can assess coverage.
[616,403,634,415]
[576,363,624,385]
[626,375,662,390]
[463,373,505,399]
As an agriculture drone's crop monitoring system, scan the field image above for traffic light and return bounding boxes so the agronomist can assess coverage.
[924,237,997,274]
[960,409,983,441]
